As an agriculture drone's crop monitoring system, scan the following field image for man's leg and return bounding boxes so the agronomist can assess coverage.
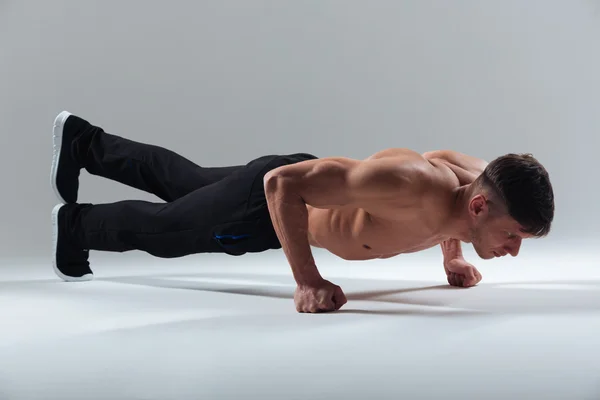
[51,111,243,204]
[51,153,293,282]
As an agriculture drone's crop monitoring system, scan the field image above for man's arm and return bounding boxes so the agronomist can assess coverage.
[263,154,425,286]
[440,238,464,262]
[442,237,482,288]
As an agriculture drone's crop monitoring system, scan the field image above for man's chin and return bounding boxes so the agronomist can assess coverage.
[475,248,495,260]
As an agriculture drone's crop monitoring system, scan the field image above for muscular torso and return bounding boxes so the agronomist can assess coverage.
[305,149,487,260]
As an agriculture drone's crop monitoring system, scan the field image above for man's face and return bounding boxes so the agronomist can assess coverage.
[468,195,529,260]
[471,215,524,259]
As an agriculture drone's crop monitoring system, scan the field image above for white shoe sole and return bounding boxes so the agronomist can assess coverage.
[51,111,72,204]
[51,203,94,282]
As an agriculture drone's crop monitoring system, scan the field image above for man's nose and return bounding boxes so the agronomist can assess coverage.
[506,238,522,257]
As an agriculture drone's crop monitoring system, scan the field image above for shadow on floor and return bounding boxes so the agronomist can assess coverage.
[95,272,600,316]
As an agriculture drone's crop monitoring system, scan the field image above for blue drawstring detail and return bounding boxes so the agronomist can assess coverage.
[214,234,250,240]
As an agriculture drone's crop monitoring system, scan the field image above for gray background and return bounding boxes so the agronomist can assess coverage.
[1,3,600,400]
[1,0,598,259]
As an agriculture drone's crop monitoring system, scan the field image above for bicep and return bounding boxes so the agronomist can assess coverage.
[264,157,413,209]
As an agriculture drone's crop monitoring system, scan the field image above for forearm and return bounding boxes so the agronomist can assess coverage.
[440,238,464,262]
[264,176,323,286]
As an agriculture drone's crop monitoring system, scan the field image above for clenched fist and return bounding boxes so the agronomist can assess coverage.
[444,258,482,288]
[294,279,348,313]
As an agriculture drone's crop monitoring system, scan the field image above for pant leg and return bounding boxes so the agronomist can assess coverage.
[61,154,304,258]
[71,115,244,202]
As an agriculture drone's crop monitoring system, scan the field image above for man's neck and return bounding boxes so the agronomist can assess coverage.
[442,184,474,243]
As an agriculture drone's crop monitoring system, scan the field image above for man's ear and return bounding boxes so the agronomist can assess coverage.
[468,194,489,217]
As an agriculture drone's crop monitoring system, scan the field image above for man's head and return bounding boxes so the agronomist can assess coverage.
[467,153,554,259]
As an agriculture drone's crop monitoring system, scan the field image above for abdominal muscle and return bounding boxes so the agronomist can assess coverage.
[306,205,445,261]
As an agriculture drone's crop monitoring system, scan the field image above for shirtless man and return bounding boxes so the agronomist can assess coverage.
[50,111,554,313]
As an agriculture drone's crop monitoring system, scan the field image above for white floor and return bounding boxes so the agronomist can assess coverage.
[0,245,599,400]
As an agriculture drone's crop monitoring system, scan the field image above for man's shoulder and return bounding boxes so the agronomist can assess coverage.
[362,148,452,178]
[352,149,448,196]
[361,147,488,188]
[422,149,488,174]
[358,148,430,174]
[366,147,487,168]
[349,150,456,220]
[364,147,426,162]
[421,149,488,186]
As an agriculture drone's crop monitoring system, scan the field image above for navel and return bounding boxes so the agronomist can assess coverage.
[363,244,372,250]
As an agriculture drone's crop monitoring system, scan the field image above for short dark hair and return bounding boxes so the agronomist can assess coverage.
[477,153,554,237]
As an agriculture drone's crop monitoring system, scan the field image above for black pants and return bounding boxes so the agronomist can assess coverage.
[65,124,318,258]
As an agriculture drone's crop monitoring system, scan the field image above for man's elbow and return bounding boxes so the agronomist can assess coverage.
[264,167,288,186]
[263,168,300,200]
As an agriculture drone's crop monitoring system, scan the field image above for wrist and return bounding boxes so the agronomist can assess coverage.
[442,239,463,262]
[444,254,465,261]
[444,256,465,269]
[293,265,324,287]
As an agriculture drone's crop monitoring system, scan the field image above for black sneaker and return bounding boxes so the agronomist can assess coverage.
[51,203,94,282]
[50,111,89,204]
